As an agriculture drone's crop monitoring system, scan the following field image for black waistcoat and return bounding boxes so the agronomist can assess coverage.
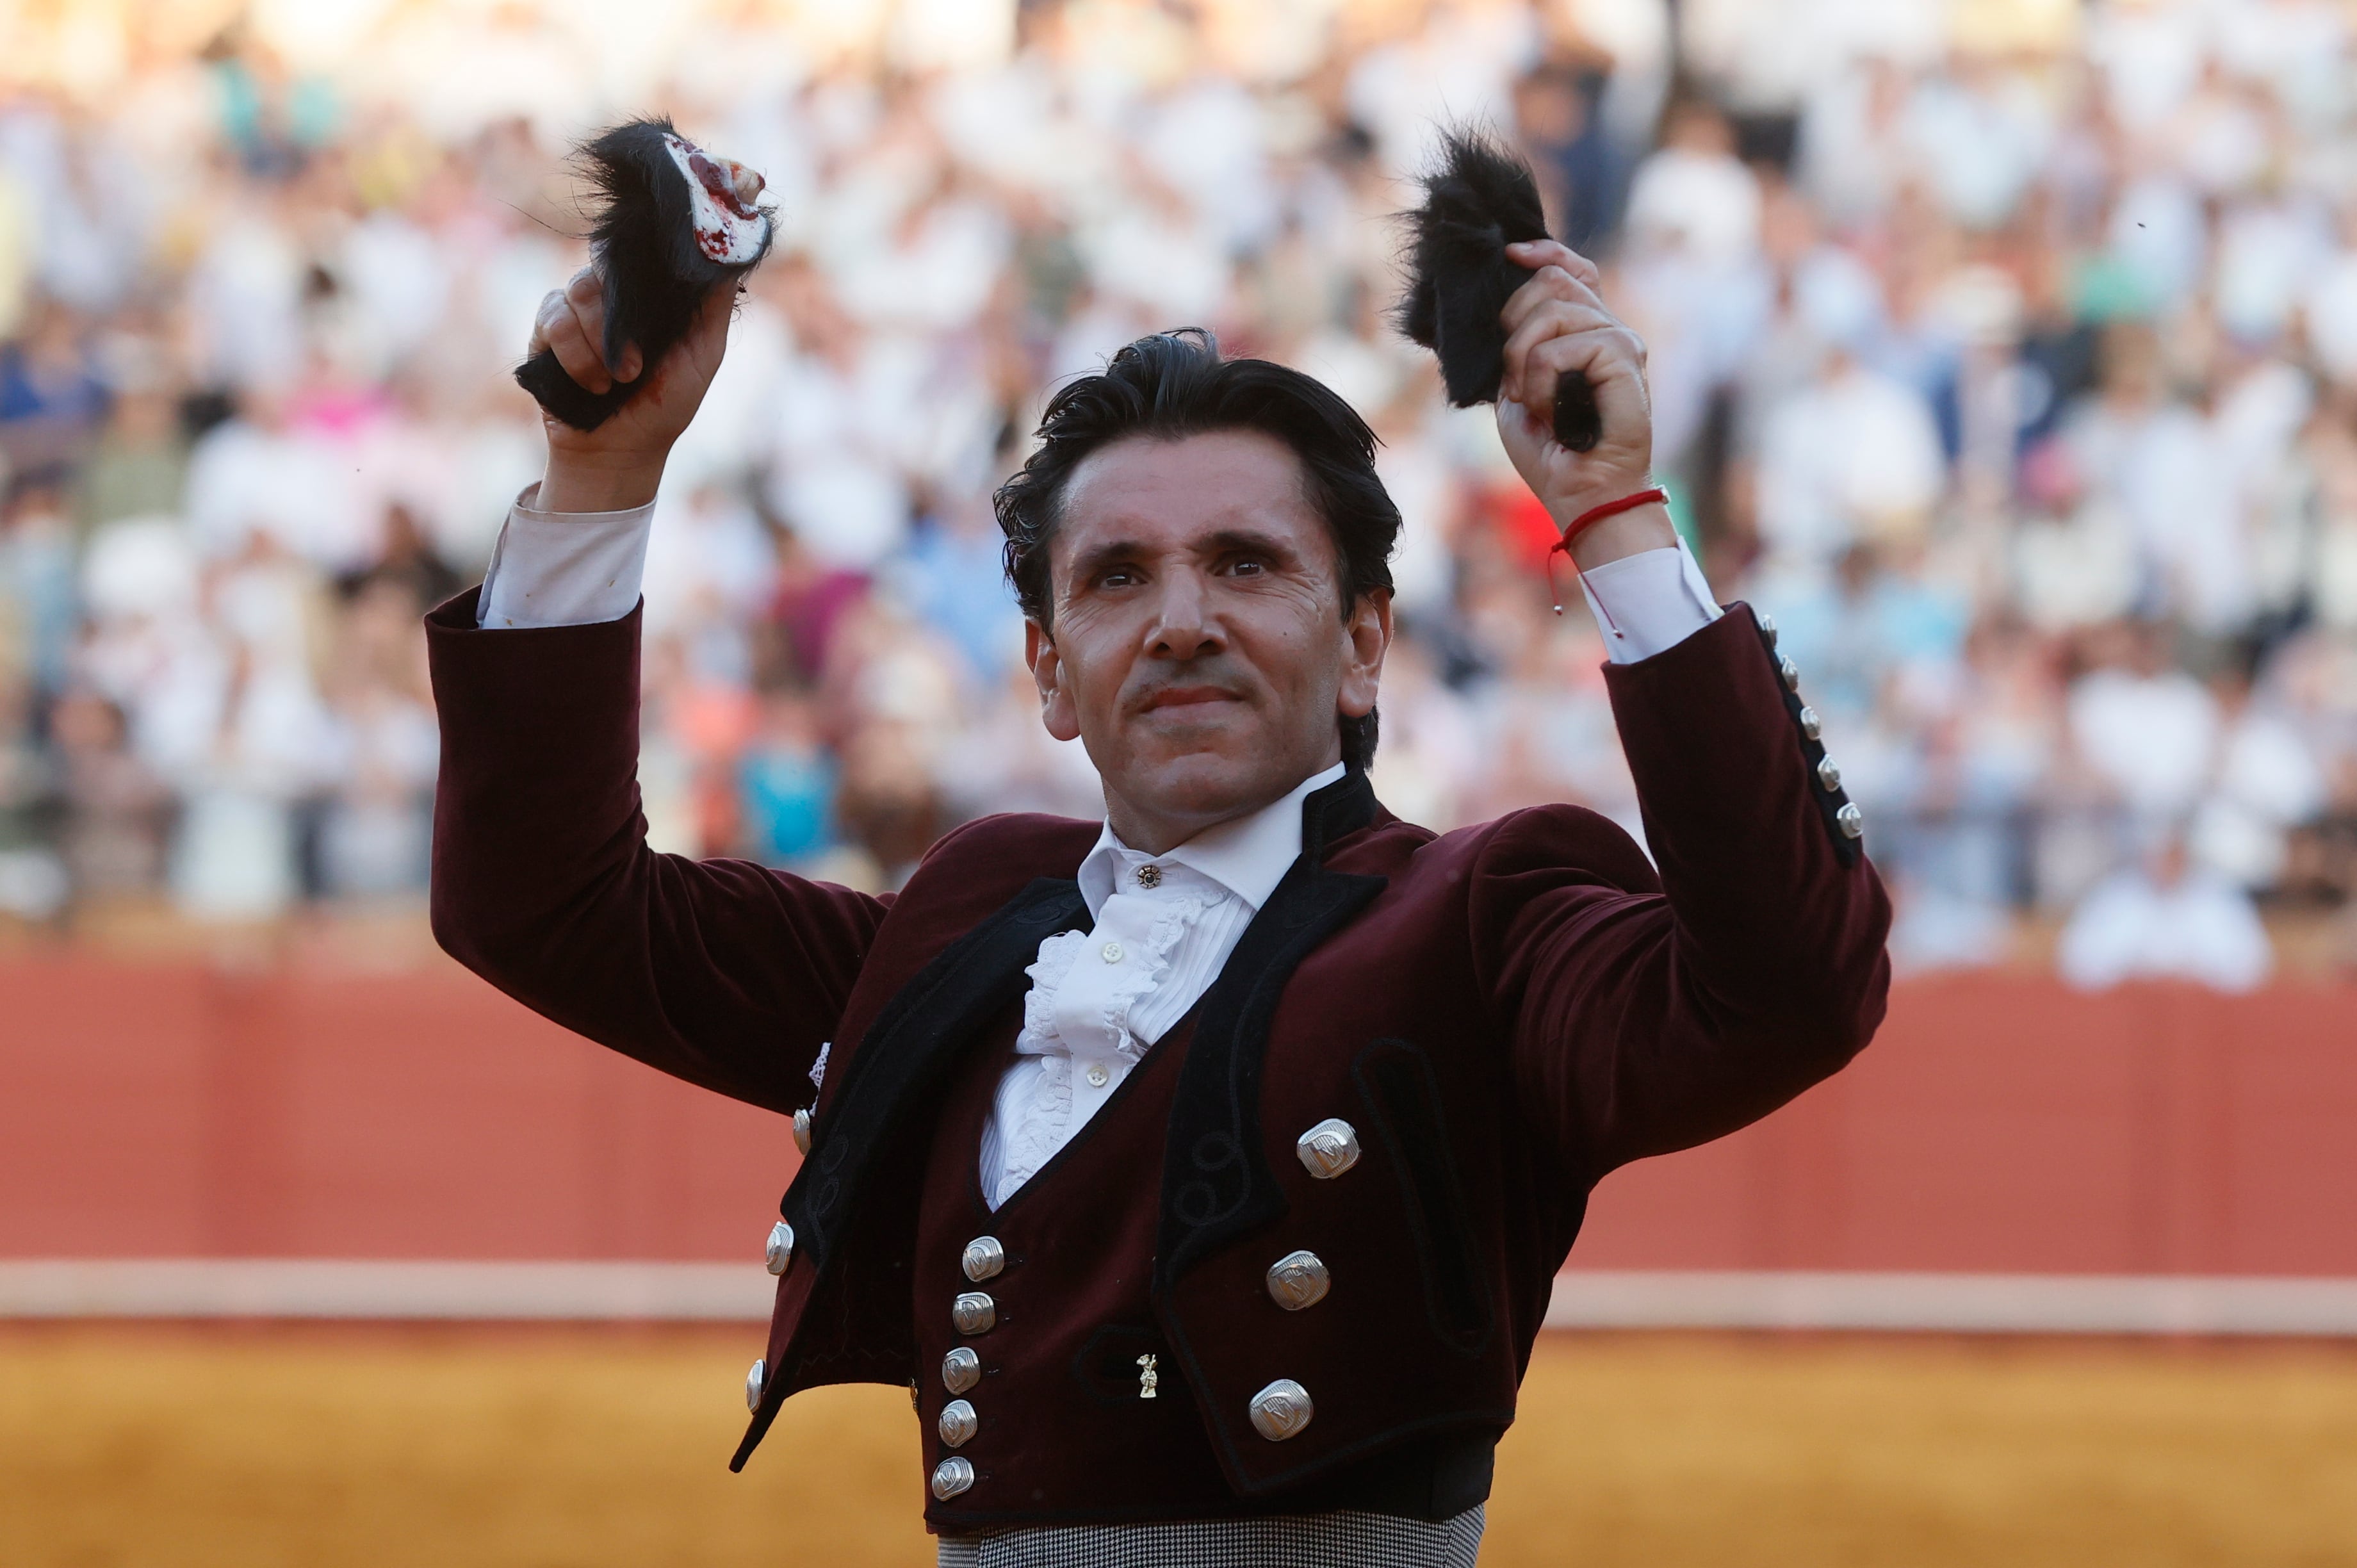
[909,1004,1496,1531]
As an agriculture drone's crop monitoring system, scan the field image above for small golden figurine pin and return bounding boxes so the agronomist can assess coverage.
[1136,1353,1158,1399]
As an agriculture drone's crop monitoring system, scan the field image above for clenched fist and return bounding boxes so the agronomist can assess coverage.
[1494,239,1674,568]
[527,266,738,512]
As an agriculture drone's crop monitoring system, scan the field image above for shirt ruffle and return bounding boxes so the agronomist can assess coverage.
[990,879,1222,1207]
[1015,929,1088,1056]
[996,930,1087,1203]
[993,1054,1071,1207]
[1077,890,1205,1062]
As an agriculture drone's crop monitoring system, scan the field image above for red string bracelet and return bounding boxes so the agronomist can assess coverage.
[1546,485,1671,630]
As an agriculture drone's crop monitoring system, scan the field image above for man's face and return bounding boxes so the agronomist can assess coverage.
[1025,429,1391,851]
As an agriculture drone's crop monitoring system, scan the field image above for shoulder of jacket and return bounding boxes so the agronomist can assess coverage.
[911,812,1100,878]
[1433,803,1661,895]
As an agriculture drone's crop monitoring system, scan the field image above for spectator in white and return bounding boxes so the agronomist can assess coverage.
[1624,97,1760,269]
[2106,174,2209,316]
[2213,0,2349,121]
[182,185,306,394]
[2060,323,2251,635]
[2212,198,2332,348]
[2087,0,2206,138]
[2190,666,2329,890]
[2213,350,2316,630]
[2303,216,2357,392]
[149,532,341,919]
[1750,342,1946,580]
[1617,98,1769,473]
[2067,618,2219,821]
[1795,56,1911,229]
[1343,3,1537,178]
[1730,176,1875,467]
[1900,54,2052,231]
[2059,825,2272,992]
[183,387,375,573]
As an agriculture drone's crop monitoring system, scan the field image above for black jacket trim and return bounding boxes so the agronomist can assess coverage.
[783,876,1088,1271]
[733,878,1088,1469]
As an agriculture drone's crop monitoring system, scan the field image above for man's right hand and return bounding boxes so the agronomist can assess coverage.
[528,266,737,512]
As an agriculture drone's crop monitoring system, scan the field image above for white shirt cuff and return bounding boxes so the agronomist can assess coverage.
[1576,539,1722,663]
[475,482,656,630]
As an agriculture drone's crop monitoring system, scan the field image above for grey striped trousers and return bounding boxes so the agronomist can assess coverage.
[937,1505,1485,1567]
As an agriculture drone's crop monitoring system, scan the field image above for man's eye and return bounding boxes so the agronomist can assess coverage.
[1228,557,1265,576]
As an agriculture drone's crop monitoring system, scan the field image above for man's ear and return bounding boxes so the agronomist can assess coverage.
[1025,619,1082,742]
[1337,587,1392,720]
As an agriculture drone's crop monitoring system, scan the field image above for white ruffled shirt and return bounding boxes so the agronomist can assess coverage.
[472,485,1723,1208]
[974,763,1347,1209]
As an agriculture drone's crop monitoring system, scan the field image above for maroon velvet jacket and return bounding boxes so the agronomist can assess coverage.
[425,589,1891,1529]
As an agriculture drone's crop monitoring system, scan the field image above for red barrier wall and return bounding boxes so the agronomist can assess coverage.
[4,956,2353,1275]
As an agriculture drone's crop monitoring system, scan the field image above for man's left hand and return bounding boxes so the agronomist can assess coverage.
[1494,239,1676,568]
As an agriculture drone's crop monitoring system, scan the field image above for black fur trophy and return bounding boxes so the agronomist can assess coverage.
[516,117,776,431]
[1393,129,1603,453]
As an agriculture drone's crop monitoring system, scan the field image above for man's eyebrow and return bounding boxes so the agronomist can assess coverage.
[1065,536,1152,580]
[1064,527,1303,580]
[1197,527,1301,560]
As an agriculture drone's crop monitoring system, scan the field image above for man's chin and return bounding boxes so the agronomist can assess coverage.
[1116,740,1307,821]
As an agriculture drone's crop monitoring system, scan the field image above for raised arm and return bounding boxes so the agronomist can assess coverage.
[1471,240,1893,1182]
[427,268,886,1114]
[1470,613,1891,1182]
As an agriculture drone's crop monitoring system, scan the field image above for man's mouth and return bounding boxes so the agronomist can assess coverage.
[1139,685,1241,712]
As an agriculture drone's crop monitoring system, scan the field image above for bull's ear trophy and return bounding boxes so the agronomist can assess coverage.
[1392,127,1603,453]
[515,117,776,430]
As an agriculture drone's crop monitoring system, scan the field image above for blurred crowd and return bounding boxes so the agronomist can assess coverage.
[3,0,2356,988]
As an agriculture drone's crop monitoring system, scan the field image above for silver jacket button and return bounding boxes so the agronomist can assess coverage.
[1266,1250,1331,1311]
[952,1291,997,1335]
[1798,705,1822,741]
[1295,1118,1360,1180]
[942,1345,981,1394]
[961,1236,1005,1283]
[931,1456,976,1500]
[938,1398,978,1448]
[744,1357,766,1412]
[1779,654,1802,692]
[1837,802,1865,839]
[1816,756,1842,791]
[792,1107,811,1156]
[764,1220,795,1276]
[1248,1378,1314,1441]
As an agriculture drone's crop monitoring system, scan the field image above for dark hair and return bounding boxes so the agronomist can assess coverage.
[993,329,1399,769]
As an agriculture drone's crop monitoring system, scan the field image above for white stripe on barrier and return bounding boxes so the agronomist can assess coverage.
[3,1261,2356,1334]
[1540,1270,2357,1337]
[0,1260,774,1321]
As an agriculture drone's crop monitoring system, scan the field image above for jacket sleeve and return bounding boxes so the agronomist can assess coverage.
[424,589,889,1114]
[1467,604,1893,1184]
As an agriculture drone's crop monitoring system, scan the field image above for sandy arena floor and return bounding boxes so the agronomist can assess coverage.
[3,1324,2354,1566]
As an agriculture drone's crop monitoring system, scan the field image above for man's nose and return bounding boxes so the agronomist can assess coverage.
[1146,569,1221,660]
